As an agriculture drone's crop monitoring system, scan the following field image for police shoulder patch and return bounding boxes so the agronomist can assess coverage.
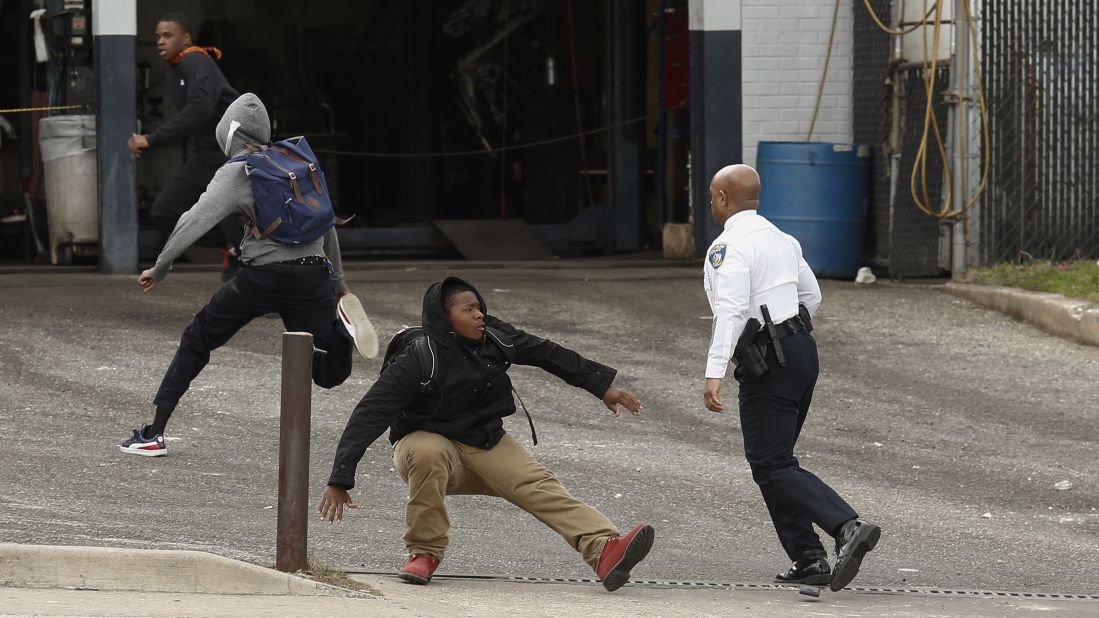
[708,243,727,269]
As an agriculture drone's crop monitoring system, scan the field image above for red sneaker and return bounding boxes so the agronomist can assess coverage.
[398,553,441,585]
[595,523,655,592]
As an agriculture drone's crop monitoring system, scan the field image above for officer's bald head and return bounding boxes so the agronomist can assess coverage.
[709,164,761,225]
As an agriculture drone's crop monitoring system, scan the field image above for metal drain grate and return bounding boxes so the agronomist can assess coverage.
[346,571,1099,601]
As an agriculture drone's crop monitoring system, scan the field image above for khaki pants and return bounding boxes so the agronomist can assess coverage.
[393,431,618,569]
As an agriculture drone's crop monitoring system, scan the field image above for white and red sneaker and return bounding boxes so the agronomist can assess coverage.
[338,293,379,359]
[118,425,167,457]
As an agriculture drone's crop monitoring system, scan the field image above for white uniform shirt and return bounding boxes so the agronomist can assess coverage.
[703,209,822,379]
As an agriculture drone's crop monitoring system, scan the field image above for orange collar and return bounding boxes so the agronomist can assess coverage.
[169,46,223,65]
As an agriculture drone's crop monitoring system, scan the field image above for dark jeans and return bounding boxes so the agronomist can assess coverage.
[152,262,353,423]
[736,331,857,561]
[151,171,240,250]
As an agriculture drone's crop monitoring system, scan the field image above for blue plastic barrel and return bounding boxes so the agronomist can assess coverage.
[756,142,870,279]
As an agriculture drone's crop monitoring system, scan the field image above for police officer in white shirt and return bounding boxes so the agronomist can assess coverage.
[703,164,880,592]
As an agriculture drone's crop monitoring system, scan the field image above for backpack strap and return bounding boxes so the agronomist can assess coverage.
[511,385,538,446]
[411,335,437,389]
[225,153,281,239]
[251,218,282,240]
[254,153,305,203]
[270,144,325,196]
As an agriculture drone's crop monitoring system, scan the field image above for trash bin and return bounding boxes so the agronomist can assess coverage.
[756,141,870,279]
[39,115,97,265]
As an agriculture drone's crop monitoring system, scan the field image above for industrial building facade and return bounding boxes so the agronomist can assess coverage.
[1,1,1094,275]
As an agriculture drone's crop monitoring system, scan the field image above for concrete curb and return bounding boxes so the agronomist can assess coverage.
[0,544,354,596]
[945,283,1099,347]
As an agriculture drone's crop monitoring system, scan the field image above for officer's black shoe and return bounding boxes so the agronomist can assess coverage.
[829,518,881,592]
[774,556,831,585]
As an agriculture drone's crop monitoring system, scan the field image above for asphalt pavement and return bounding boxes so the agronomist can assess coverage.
[0,263,1096,604]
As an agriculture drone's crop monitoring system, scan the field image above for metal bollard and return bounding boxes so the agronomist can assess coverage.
[276,332,313,572]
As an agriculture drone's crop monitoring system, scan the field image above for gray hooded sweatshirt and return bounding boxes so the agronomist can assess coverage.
[148,93,347,293]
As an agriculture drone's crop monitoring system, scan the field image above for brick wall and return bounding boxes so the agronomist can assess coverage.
[741,0,854,166]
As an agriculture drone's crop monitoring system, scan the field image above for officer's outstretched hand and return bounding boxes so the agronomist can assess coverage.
[704,378,724,413]
[318,484,359,523]
[603,387,642,417]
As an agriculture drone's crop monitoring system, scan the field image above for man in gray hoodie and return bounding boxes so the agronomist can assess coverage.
[119,93,378,457]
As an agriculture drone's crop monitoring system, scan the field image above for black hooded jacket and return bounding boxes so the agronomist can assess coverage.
[328,276,616,489]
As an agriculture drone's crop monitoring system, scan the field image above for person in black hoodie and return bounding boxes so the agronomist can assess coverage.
[318,277,655,592]
[128,13,240,279]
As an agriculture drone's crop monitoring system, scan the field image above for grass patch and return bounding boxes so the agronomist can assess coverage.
[964,259,1099,303]
[303,555,378,593]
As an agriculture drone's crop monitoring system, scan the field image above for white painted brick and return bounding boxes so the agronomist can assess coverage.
[755,82,783,96]
[743,108,772,121]
[758,19,785,33]
[791,31,815,45]
[742,0,855,155]
[781,5,819,19]
[796,68,822,81]
[780,82,818,95]
[757,43,787,57]
[777,30,799,44]
[797,44,827,59]
[781,56,820,70]
[818,107,850,121]
[808,120,842,134]
[749,57,782,70]
[799,18,832,32]
[781,108,812,121]
[761,95,799,107]
[743,82,771,96]
[761,120,791,134]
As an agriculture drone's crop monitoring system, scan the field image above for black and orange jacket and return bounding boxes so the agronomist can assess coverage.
[147,46,239,183]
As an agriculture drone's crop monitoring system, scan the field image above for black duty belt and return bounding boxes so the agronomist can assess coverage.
[753,315,806,346]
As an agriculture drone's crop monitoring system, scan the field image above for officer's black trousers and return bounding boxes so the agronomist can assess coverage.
[152,261,353,423]
[736,331,857,561]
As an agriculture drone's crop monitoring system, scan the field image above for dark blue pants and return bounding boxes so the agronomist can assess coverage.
[152,262,353,421]
[736,331,857,561]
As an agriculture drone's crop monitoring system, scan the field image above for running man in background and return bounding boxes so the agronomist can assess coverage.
[128,12,241,280]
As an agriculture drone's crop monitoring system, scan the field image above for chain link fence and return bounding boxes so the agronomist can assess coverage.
[893,66,951,277]
[852,0,895,271]
[978,0,1098,264]
[853,0,1096,274]
[852,1,948,277]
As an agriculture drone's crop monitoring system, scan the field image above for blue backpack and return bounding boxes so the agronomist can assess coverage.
[230,136,336,245]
